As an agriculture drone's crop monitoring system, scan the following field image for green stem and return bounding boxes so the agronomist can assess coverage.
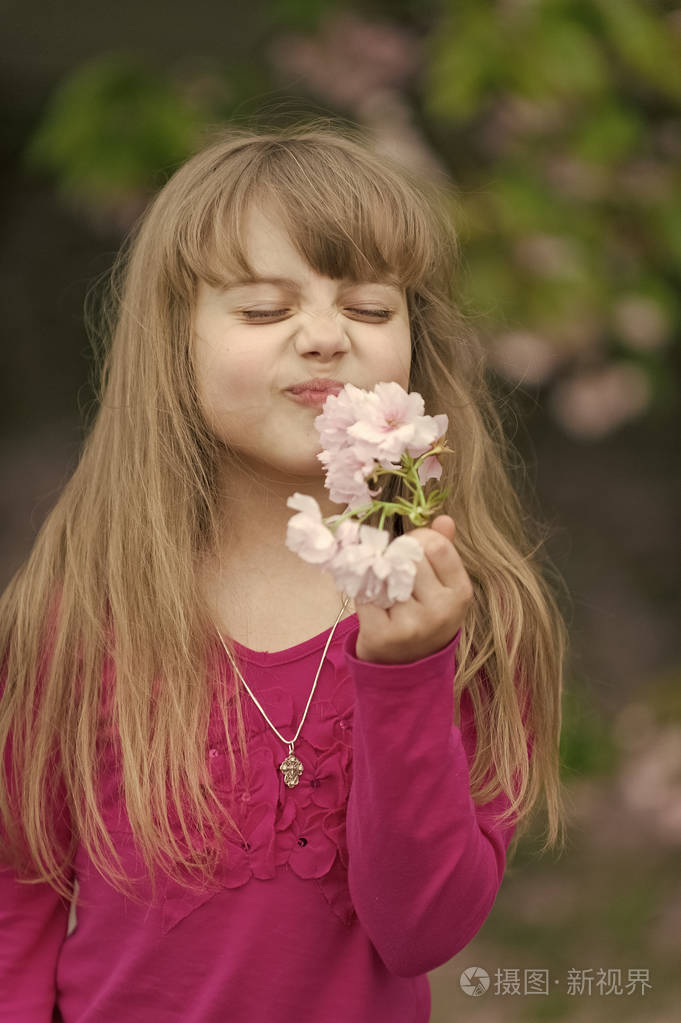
[326,503,374,532]
[369,463,417,495]
[323,442,451,536]
[414,472,427,509]
[402,455,426,509]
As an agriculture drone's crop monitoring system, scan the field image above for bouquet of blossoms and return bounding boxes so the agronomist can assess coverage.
[285,381,453,609]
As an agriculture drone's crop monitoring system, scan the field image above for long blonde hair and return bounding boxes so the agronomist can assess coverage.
[0,120,570,903]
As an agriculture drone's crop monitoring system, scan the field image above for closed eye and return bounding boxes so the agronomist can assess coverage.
[240,308,393,321]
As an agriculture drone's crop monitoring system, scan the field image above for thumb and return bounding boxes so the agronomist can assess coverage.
[430,514,456,543]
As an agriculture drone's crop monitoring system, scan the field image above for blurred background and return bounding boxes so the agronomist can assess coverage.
[1,0,679,1018]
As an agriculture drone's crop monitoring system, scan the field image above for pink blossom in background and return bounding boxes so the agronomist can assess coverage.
[267,12,422,110]
[611,294,670,352]
[548,363,651,440]
[489,330,565,387]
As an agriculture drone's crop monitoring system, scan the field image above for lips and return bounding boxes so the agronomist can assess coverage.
[286,388,340,408]
[287,379,345,397]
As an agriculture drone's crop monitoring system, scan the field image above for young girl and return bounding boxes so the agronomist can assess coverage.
[0,122,568,1022]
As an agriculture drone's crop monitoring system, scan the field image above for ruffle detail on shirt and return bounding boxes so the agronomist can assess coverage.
[160,672,358,934]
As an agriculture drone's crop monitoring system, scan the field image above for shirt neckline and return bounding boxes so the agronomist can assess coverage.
[224,612,359,667]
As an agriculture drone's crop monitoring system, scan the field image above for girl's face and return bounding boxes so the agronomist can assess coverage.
[192,207,412,485]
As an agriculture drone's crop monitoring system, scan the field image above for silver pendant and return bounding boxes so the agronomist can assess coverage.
[280,751,304,788]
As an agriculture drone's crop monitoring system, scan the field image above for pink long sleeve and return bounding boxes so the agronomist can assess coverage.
[343,627,519,977]
[0,868,71,1021]
[0,706,73,1021]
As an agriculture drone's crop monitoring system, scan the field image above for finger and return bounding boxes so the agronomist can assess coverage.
[406,528,461,591]
[430,515,456,543]
[353,595,390,630]
[408,553,447,606]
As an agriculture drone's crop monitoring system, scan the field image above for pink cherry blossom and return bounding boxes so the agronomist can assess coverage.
[422,413,449,458]
[345,382,448,465]
[285,493,338,565]
[313,383,373,455]
[318,444,382,508]
[326,516,362,548]
[325,525,385,596]
[316,383,448,504]
[417,452,443,485]
[286,382,450,608]
[373,534,426,605]
[327,525,423,609]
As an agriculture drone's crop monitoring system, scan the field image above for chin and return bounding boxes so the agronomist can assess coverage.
[289,459,327,479]
[262,450,326,479]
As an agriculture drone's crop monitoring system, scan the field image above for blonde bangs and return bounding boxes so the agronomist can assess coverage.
[163,131,453,299]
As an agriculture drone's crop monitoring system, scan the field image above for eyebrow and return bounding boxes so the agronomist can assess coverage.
[221,274,401,292]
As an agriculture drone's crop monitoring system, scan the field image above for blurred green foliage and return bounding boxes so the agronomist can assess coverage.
[24,56,207,200]
[422,0,681,415]
[23,0,681,426]
[559,680,618,780]
[648,662,681,724]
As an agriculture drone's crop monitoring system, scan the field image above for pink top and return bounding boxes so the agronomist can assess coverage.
[1,614,521,1022]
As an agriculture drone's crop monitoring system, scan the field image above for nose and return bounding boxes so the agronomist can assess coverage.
[293,309,351,358]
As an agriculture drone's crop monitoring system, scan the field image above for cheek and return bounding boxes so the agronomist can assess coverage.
[195,336,259,410]
[378,326,412,388]
[192,314,260,437]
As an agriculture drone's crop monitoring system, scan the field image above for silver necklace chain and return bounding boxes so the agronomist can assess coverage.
[213,594,352,787]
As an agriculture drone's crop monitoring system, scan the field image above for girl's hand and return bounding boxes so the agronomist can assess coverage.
[354,515,474,665]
